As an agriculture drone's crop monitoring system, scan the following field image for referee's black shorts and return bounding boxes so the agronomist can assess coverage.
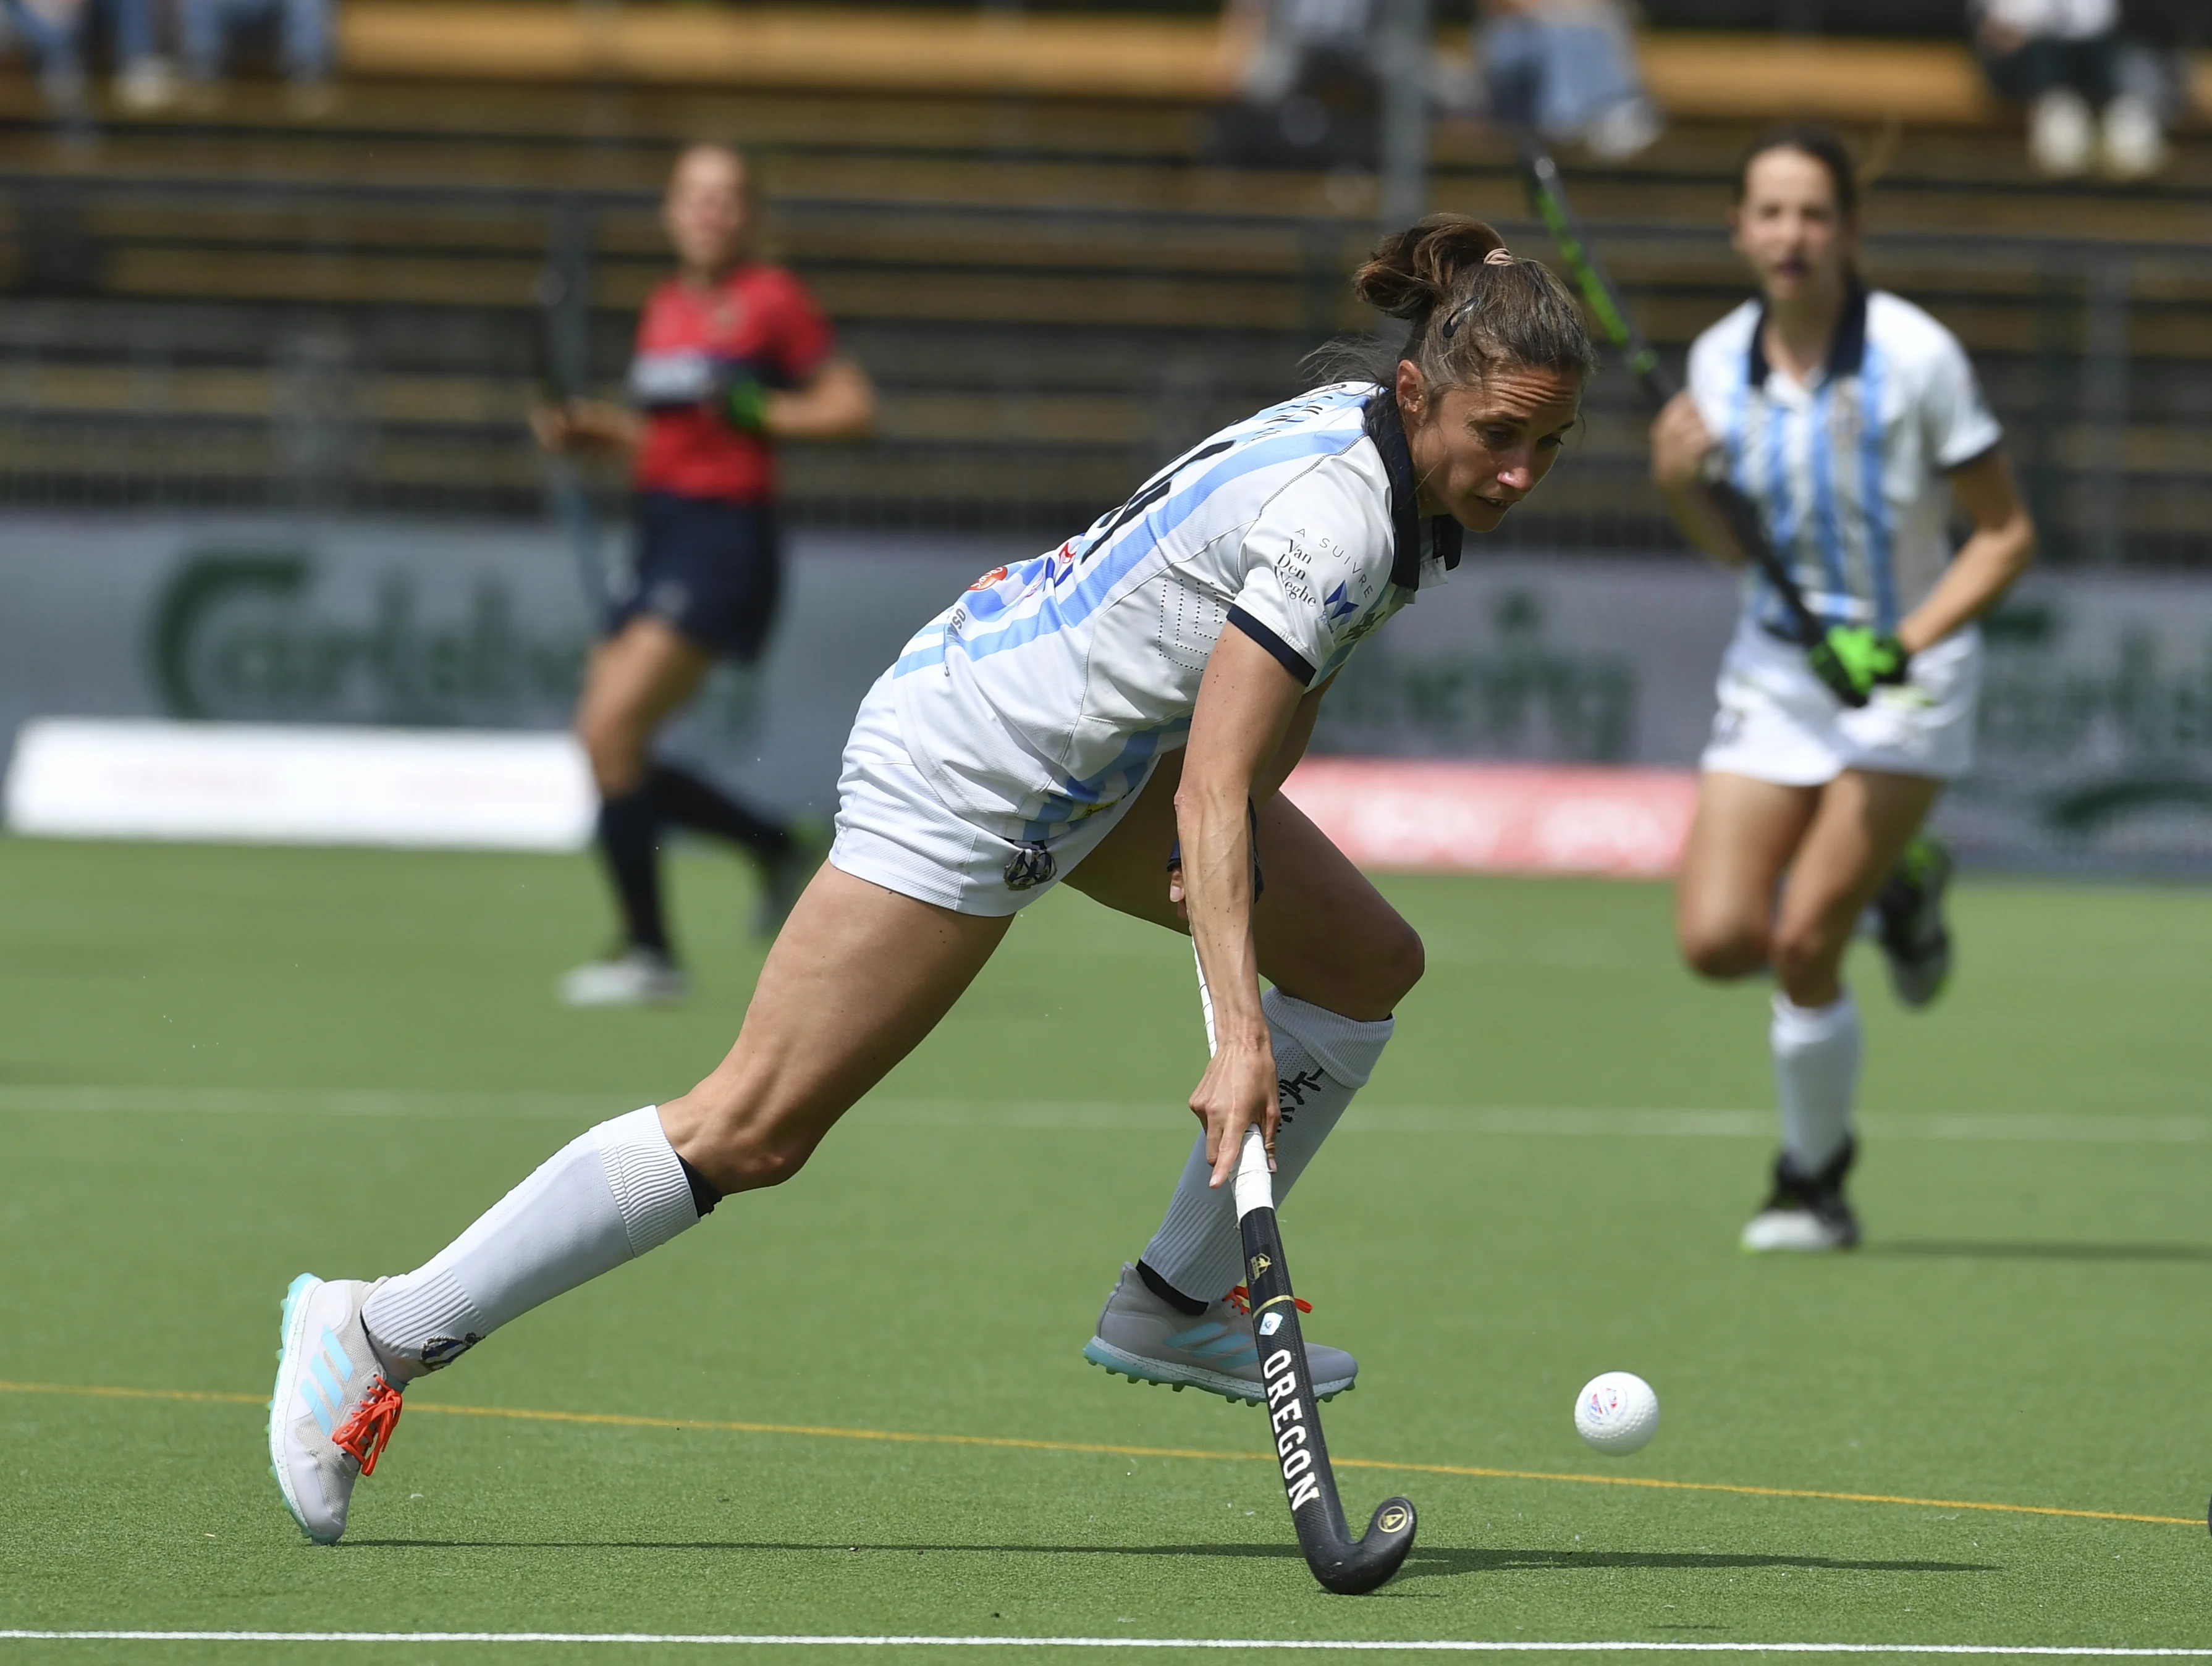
[606,490,783,663]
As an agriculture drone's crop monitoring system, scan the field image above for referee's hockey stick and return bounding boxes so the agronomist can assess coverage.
[1515,142,1846,673]
[532,218,609,617]
[1194,952,1417,1596]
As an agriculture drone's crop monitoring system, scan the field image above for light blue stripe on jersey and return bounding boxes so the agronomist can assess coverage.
[1724,362,1783,635]
[1020,718,1188,842]
[945,427,1361,668]
[1857,345,1896,632]
[893,623,948,675]
[1762,395,1802,634]
[1809,380,1849,624]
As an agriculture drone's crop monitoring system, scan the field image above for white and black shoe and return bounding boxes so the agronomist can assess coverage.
[557,946,687,1008]
[1741,1138,1861,1253]
[1873,836,1952,1011]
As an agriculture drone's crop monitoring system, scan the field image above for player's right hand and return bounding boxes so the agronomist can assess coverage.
[1649,391,1716,494]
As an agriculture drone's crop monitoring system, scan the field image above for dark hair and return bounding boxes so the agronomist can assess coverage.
[1317,213,1596,393]
[1734,124,1859,219]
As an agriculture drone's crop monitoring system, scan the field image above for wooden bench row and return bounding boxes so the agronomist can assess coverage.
[332,6,2212,128]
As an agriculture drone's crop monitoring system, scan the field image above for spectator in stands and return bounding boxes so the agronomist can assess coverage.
[178,0,334,113]
[1476,0,1661,161]
[5,0,172,116]
[1226,0,1383,161]
[1972,0,2166,179]
[533,142,878,1008]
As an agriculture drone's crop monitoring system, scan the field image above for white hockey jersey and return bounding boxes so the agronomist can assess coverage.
[889,382,1461,841]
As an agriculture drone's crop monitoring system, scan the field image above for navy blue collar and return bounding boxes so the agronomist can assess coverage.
[1747,282,1868,390]
[1363,389,1463,589]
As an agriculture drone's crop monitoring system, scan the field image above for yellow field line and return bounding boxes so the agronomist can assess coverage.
[2,1378,2194,1528]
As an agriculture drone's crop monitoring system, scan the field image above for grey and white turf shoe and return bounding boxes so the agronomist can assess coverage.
[557,947,687,1008]
[1083,1262,1356,1404]
[1741,1138,1861,1253]
[1873,835,1952,1010]
[269,1274,409,1544]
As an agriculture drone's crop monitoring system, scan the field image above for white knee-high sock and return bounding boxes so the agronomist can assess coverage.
[362,1106,703,1374]
[1141,988,1393,1305]
[1771,991,1860,1174]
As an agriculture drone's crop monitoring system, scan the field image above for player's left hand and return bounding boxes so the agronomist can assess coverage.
[1807,625,1910,707]
[720,377,772,432]
[1191,1036,1280,1188]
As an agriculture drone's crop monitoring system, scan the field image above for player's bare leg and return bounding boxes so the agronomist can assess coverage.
[1674,770,1819,982]
[1066,755,1422,1400]
[576,616,714,797]
[659,868,1011,1191]
[564,618,717,1003]
[1724,768,1942,1252]
[275,865,1009,1544]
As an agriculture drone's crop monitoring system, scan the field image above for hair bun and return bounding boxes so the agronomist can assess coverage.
[1353,214,1511,324]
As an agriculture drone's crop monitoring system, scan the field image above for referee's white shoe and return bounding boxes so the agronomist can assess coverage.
[1083,1262,1357,1404]
[557,946,687,1008]
[268,1274,409,1544]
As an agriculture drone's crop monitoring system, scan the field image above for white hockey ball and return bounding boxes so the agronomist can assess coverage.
[1574,1371,1659,1455]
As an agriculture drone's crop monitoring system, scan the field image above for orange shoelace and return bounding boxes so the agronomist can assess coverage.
[1225,1285,1312,1316]
[331,1378,405,1476]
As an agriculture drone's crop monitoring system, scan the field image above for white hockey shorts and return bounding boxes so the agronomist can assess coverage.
[1699,616,1983,786]
[827,670,1154,917]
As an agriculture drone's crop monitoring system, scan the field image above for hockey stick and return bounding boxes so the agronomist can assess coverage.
[533,204,608,617]
[1193,951,1417,1596]
[1514,142,1859,691]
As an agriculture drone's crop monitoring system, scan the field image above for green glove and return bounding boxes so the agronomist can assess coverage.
[722,378,771,433]
[1807,625,1910,708]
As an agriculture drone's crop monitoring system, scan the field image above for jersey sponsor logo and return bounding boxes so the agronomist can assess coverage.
[967,566,1010,592]
[1323,581,1357,626]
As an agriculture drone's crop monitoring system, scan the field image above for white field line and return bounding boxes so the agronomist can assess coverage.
[1,1086,2210,1148]
[2,1636,2210,1655]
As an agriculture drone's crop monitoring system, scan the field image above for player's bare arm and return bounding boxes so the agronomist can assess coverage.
[1649,391,1747,566]
[766,356,878,440]
[1178,625,1309,1186]
[1896,446,2035,654]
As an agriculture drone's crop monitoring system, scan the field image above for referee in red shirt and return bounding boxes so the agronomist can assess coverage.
[533,143,877,1006]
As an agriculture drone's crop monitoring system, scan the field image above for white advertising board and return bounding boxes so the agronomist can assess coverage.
[2,513,2209,870]
[4,719,596,849]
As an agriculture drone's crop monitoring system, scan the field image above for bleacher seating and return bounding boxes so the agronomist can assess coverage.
[1,14,2207,561]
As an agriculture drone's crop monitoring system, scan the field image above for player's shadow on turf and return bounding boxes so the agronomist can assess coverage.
[346,1541,1993,1576]
[1399,1549,1995,1577]
[1868,1240,2212,1263]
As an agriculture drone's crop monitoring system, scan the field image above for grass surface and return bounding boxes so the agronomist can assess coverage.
[1,838,2209,1663]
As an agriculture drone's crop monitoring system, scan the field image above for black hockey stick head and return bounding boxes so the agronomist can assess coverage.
[1311,1492,1419,1597]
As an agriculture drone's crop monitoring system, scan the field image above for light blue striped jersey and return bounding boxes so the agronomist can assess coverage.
[890,382,1460,838]
[1687,287,2001,636]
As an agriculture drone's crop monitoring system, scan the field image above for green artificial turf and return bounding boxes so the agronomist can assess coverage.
[1,837,2209,1664]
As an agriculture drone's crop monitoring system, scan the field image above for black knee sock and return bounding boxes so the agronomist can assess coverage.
[597,783,669,956]
[650,763,791,859]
